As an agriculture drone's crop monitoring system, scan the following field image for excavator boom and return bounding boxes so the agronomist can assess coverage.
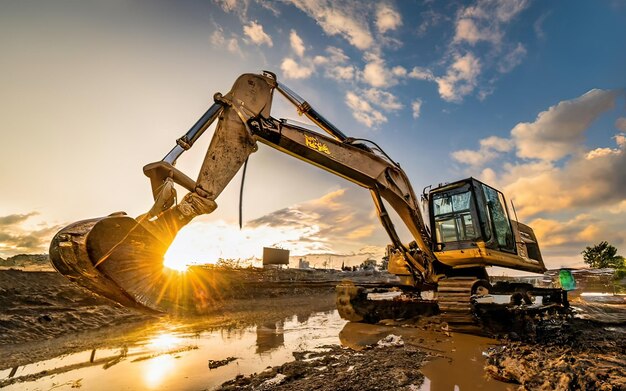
[50,72,438,311]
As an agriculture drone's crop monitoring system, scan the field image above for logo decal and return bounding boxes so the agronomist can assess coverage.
[304,135,331,155]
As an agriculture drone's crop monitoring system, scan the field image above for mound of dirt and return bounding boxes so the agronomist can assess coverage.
[0,270,153,346]
[485,318,625,390]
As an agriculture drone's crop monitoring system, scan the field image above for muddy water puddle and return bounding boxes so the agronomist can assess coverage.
[0,309,345,390]
[339,323,510,391]
[0,311,512,391]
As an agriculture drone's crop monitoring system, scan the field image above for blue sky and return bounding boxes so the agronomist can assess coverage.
[0,0,625,270]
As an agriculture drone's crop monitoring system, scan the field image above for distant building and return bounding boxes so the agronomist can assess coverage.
[298,257,310,269]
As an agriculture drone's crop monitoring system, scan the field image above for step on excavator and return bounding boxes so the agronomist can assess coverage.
[50,71,567,333]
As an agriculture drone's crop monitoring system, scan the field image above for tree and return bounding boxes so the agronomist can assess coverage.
[581,241,625,269]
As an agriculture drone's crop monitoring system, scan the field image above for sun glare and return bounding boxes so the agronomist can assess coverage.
[148,332,182,350]
[143,354,175,389]
[162,220,326,271]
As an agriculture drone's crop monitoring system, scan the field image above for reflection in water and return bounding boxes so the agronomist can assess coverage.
[256,321,285,354]
[0,302,343,391]
[144,355,176,389]
[148,333,183,350]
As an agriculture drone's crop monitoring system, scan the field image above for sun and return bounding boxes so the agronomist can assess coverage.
[161,219,325,271]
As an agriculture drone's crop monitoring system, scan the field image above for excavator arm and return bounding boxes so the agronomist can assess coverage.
[50,71,439,311]
[147,72,438,278]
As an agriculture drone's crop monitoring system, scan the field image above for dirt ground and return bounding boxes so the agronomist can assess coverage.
[1,269,625,390]
[485,318,625,390]
[219,343,427,391]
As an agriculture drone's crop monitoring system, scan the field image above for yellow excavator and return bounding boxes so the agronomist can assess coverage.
[50,71,566,332]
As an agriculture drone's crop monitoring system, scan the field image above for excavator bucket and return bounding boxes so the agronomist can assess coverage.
[49,213,182,312]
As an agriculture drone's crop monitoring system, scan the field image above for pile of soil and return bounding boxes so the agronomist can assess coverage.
[0,269,154,345]
[485,318,625,390]
[219,341,426,391]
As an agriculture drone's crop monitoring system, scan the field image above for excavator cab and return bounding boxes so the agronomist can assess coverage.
[428,178,546,274]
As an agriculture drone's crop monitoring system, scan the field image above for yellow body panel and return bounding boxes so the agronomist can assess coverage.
[435,242,545,274]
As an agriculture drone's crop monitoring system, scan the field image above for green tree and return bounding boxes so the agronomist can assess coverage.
[581,241,625,269]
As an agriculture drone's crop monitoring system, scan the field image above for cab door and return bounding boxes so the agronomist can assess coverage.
[480,183,516,253]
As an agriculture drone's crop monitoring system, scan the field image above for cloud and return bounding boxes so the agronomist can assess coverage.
[454,18,501,45]
[455,89,626,218]
[435,52,481,102]
[452,136,513,167]
[248,187,383,253]
[281,58,314,79]
[345,91,387,127]
[533,12,550,40]
[411,99,422,119]
[511,89,620,161]
[408,66,435,81]
[290,30,305,57]
[215,0,246,13]
[497,43,527,73]
[243,21,273,47]
[0,212,38,226]
[375,3,402,33]
[616,117,626,131]
[417,0,530,102]
[362,88,403,111]
[0,213,62,256]
[286,0,373,50]
[417,9,448,36]
[214,0,250,21]
[448,89,626,266]
[361,54,403,88]
[210,26,243,56]
[314,46,356,81]
[454,0,528,45]
[505,133,626,217]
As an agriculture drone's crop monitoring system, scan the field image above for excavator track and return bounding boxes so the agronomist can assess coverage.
[437,277,483,334]
[336,281,438,323]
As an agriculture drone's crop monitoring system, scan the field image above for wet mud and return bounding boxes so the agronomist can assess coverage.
[1,269,624,390]
[485,317,625,390]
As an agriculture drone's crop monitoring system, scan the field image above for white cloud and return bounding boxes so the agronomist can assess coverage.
[362,88,403,111]
[411,99,422,119]
[435,52,481,102]
[361,54,403,88]
[375,3,402,33]
[210,27,243,56]
[511,89,620,161]
[312,46,356,81]
[481,135,514,152]
[451,136,513,167]
[497,43,527,73]
[454,18,501,45]
[281,58,314,79]
[286,0,373,50]
[391,66,407,77]
[408,66,435,81]
[327,65,356,81]
[243,21,273,47]
[454,0,528,45]
[345,91,387,128]
[290,30,305,57]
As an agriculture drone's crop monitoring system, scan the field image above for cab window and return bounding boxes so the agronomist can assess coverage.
[433,191,477,243]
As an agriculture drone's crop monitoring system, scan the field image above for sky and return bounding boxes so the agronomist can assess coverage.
[0,0,625,272]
